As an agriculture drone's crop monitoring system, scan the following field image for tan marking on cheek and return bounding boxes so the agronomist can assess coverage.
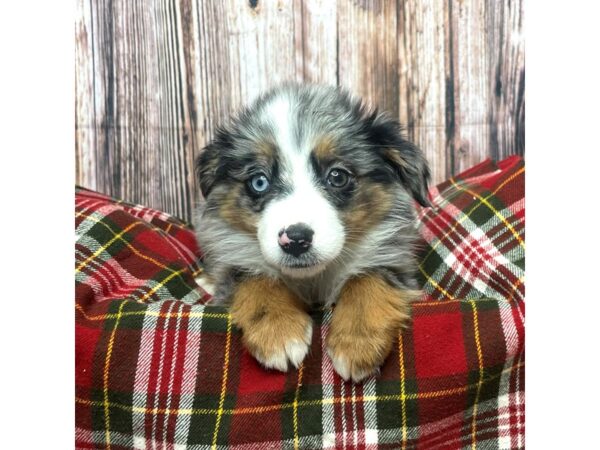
[343,182,393,241]
[218,185,258,235]
[326,275,421,381]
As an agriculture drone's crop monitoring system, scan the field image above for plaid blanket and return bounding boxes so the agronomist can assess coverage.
[75,156,524,449]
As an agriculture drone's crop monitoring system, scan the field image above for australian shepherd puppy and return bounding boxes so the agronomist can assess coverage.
[194,84,430,382]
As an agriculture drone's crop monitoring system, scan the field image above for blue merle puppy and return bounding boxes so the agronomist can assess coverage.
[194,84,430,382]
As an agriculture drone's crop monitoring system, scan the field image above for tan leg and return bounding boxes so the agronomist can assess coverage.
[326,275,419,382]
[230,276,313,371]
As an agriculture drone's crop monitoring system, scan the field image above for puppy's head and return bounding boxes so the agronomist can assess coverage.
[197,84,430,278]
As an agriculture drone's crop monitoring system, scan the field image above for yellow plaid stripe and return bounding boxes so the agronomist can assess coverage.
[75,303,229,321]
[211,315,232,449]
[418,167,525,299]
[508,276,525,303]
[417,271,457,300]
[76,222,141,273]
[76,360,523,417]
[293,364,304,450]
[398,333,408,450]
[136,269,187,304]
[420,166,524,265]
[103,300,127,450]
[469,300,485,450]
[76,211,197,291]
[449,178,525,250]
[78,298,497,323]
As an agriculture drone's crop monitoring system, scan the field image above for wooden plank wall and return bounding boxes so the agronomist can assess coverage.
[76,0,525,223]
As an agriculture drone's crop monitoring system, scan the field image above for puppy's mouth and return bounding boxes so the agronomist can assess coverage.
[279,255,327,278]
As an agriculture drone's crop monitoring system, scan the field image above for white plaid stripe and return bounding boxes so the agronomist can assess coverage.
[77,247,202,305]
[339,381,348,447]
[515,356,524,449]
[92,429,134,448]
[422,188,523,251]
[496,397,524,449]
[421,204,524,301]
[174,307,205,445]
[445,227,510,294]
[133,302,163,443]
[362,378,379,446]
[75,427,94,449]
[76,246,149,301]
[372,395,522,449]
[80,432,360,450]
[74,196,105,215]
[77,197,199,271]
[351,384,360,446]
[150,301,178,444]
[76,208,202,304]
[488,200,524,249]
[319,310,336,449]
[498,299,522,359]
[179,288,205,305]
[75,204,124,237]
[75,232,121,277]
[128,205,176,224]
[161,302,185,443]
[422,201,520,254]
[320,311,380,449]
[414,409,470,447]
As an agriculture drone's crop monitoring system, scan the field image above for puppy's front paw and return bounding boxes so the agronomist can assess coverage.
[230,276,314,372]
[326,329,394,382]
[243,315,313,372]
[325,275,415,382]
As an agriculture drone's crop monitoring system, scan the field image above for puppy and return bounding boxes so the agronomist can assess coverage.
[194,84,430,382]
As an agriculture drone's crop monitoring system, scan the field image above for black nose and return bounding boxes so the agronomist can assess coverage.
[278,223,314,257]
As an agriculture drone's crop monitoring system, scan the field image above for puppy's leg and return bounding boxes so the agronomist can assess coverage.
[230,276,313,372]
[326,275,419,382]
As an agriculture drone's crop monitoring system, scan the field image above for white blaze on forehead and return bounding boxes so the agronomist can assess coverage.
[257,92,345,276]
[263,94,299,157]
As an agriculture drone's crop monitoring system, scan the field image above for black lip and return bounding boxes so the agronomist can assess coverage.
[285,263,318,269]
[281,257,321,269]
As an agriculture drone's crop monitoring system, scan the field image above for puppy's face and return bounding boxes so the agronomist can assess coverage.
[197,85,430,278]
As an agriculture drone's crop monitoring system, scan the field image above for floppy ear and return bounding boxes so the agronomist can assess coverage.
[195,142,221,199]
[196,127,234,198]
[366,112,432,207]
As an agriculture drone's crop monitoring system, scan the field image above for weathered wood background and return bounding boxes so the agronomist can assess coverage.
[76,0,524,223]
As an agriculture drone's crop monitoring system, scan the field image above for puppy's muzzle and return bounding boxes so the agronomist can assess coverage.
[278,223,314,257]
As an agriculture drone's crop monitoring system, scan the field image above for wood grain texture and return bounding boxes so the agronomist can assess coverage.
[76,0,525,222]
[295,0,337,84]
[75,0,97,190]
[398,0,451,181]
[338,0,399,117]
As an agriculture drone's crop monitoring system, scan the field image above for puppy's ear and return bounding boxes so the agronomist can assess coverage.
[195,142,222,199]
[196,128,233,198]
[367,112,432,207]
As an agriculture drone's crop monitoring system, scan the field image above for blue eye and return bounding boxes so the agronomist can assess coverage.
[249,174,270,194]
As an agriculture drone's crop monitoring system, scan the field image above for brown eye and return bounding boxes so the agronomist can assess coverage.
[326,169,349,188]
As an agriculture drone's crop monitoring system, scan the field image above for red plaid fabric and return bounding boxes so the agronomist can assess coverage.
[75,156,525,449]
